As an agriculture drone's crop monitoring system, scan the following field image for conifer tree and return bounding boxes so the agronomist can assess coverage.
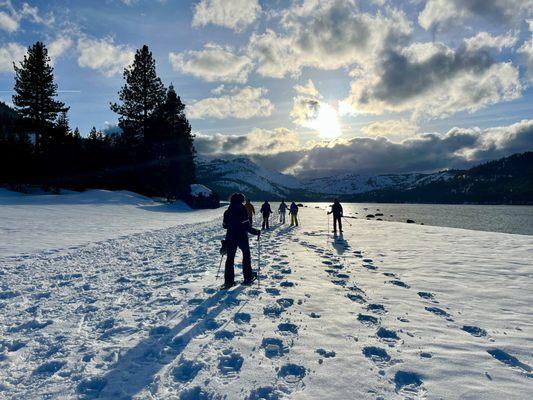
[152,84,196,198]
[12,41,68,150]
[110,45,165,141]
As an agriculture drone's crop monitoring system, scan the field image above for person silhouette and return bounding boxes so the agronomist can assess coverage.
[289,202,299,226]
[278,200,288,224]
[260,200,272,230]
[328,199,343,234]
[222,193,261,288]
[245,198,255,225]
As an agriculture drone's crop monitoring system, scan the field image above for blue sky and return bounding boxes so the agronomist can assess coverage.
[1,0,533,175]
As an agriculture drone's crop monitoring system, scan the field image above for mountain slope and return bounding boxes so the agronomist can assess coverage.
[197,152,533,204]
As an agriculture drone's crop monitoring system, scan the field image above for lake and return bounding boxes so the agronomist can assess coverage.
[300,203,533,236]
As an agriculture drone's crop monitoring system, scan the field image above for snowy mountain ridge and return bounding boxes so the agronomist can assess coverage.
[197,156,455,199]
[197,152,533,203]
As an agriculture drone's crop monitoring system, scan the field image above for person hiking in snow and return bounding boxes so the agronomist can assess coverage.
[260,200,273,230]
[223,193,261,289]
[278,200,288,224]
[328,199,343,234]
[245,198,255,225]
[289,201,299,226]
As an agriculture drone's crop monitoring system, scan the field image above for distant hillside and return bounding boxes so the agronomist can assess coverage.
[196,157,313,200]
[0,101,19,135]
[197,152,533,204]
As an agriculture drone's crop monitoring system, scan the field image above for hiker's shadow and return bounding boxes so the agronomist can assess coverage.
[95,286,245,399]
[332,232,350,255]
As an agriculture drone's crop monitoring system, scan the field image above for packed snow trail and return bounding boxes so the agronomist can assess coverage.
[1,207,532,399]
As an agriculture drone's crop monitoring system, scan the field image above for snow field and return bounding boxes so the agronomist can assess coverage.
[0,203,532,399]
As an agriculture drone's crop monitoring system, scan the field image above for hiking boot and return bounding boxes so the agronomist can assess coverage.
[243,272,258,285]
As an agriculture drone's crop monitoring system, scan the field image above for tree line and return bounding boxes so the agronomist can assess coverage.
[0,42,196,201]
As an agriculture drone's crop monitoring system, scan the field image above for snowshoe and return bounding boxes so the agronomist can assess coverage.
[242,272,258,286]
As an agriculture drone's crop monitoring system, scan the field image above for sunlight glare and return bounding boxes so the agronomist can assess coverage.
[307,102,342,139]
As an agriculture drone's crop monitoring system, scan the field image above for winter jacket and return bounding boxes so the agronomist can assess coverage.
[260,202,272,216]
[289,203,298,214]
[278,202,288,213]
[223,204,260,241]
[331,202,343,217]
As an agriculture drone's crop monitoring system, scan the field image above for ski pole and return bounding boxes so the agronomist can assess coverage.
[216,254,224,279]
[257,234,261,287]
[342,216,352,227]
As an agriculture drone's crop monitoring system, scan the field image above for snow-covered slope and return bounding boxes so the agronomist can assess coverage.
[0,204,531,399]
[0,188,222,257]
[197,157,456,199]
[301,171,455,195]
[197,157,304,199]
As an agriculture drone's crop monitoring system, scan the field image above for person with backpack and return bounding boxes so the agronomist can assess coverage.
[289,201,299,226]
[328,199,343,234]
[245,198,255,225]
[278,200,288,224]
[222,193,261,289]
[260,200,272,230]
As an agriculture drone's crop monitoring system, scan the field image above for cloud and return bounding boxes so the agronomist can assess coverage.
[360,119,419,141]
[418,0,532,30]
[0,10,18,32]
[518,21,533,83]
[0,1,54,32]
[48,35,73,60]
[344,42,521,118]
[195,127,300,155]
[290,119,533,176]
[192,0,261,32]
[294,79,319,97]
[0,42,25,72]
[77,37,134,76]
[248,0,411,78]
[464,31,518,52]
[188,86,274,119]
[169,43,252,83]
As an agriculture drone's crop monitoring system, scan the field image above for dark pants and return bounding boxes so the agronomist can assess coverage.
[225,237,252,285]
[262,215,270,229]
[333,215,342,232]
[248,215,253,225]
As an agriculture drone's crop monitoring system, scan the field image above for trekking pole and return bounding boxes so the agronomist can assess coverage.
[342,216,352,227]
[257,235,261,287]
[216,254,224,279]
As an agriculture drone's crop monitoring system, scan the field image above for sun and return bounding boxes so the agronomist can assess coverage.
[307,102,342,139]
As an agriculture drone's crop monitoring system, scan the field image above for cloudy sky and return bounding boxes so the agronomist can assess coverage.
[1,0,532,176]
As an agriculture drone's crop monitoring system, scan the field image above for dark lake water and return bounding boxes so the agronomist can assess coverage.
[303,203,533,236]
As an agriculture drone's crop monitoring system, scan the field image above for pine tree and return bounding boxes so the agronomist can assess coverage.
[88,126,105,141]
[110,45,165,141]
[153,84,196,199]
[12,41,68,150]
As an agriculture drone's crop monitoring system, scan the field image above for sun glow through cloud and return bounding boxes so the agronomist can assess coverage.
[306,102,342,139]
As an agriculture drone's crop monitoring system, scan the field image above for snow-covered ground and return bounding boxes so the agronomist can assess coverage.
[0,189,221,257]
[0,192,532,399]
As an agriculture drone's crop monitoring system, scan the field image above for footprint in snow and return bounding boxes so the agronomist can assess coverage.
[172,357,204,383]
[387,280,410,289]
[214,330,236,341]
[376,327,400,342]
[346,293,366,303]
[247,386,279,400]
[487,349,532,375]
[417,291,436,301]
[277,364,306,384]
[362,346,391,365]
[425,307,452,320]
[178,386,215,400]
[263,305,285,318]
[218,350,244,376]
[357,314,380,326]
[367,304,387,314]
[363,264,378,270]
[394,371,425,397]
[280,281,294,288]
[32,360,66,377]
[462,325,487,337]
[261,338,289,358]
[316,348,336,358]
[266,288,280,296]
[276,298,294,309]
[278,323,298,334]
